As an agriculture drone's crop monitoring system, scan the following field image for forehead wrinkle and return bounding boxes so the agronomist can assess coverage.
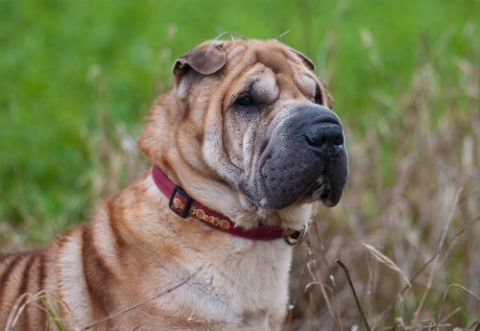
[256,47,319,101]
[251,69,278,101]
[223,43,247,63]
[224,63,276,105]
[220,54,261,108]
[294,73,318,99]
[254,44,296,74]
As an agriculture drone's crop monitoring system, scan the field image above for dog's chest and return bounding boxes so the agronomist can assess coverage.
[151,239,293,329]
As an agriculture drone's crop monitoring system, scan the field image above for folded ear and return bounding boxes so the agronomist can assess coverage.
[172,42,226,98]
[289,47,315,71]
[173,42,226,77]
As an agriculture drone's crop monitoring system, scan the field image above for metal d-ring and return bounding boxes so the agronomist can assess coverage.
[284,223,308,246]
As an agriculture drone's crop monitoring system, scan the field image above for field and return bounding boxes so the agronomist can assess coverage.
[1,0,479,329]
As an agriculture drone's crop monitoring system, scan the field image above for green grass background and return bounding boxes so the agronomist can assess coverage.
[1,0,480,329]
[0,1,476,237]
[1,0,476,239]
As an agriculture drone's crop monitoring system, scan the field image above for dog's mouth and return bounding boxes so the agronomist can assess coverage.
[304,178,337,207]
[256,163,346,210]
[244,105,349,211]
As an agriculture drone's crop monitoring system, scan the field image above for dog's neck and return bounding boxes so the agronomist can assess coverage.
[151,165,307,245]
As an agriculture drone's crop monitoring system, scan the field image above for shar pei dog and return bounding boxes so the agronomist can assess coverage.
[0,38,348,331]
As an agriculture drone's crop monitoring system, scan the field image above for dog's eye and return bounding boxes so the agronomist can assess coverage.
[235,94,255,107]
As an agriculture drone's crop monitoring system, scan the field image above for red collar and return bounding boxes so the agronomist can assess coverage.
[151,165,307,244]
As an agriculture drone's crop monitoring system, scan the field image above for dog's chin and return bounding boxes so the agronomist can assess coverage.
[254,178,342,211]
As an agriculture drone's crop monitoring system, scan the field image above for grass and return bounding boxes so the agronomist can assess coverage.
[6,291,64,331]
[1,0,480,329]
[288,47,480,329]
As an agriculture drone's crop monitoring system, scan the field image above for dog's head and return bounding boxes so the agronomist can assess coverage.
[140,39,348,228]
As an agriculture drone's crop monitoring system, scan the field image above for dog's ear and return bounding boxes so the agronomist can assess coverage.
[326,89,334,109]
[173,43,226,77]
[289,47,315,71]
[173,42,226,98]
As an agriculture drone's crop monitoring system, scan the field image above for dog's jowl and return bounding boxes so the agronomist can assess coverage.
[0,39,348,331]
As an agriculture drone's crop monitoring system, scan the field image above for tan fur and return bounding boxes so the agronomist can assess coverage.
[0,39,344,331]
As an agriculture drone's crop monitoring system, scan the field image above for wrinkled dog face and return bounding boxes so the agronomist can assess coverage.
[145,39,348,215]
[219,44,348,210]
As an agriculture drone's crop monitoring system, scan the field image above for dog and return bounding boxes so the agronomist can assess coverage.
[0,38,348,331]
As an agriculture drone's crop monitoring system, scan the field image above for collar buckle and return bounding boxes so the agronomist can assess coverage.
[169,186,192,218]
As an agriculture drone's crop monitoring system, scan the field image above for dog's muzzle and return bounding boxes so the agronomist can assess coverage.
[258,105,348,210]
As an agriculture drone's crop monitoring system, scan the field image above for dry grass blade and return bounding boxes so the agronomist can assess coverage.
[373,216,480,329]
[6,290,64,331]
[438,283,480,322]
[80,265,204,331]
[335,258,372,331]
[6,292,32,331]
[412,188,462,324]
[469,321,480,331]
[305,257,343,331]
[362,243,411,287]
[438,307,461,325]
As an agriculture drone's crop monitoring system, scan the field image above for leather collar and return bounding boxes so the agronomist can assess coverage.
[151,165,307,245]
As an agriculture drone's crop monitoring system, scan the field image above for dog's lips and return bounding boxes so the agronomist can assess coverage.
[257,173,337,209]
[246,106,347,211]
[307,179,337,207]
[257,156,323,210]
[304,178,326,200]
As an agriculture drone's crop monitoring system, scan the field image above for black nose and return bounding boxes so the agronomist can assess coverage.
[304,108,344,157]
